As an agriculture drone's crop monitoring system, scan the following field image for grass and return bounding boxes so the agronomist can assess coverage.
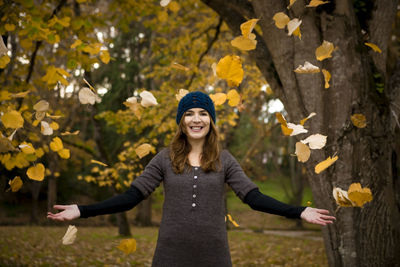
[0,226,327,266]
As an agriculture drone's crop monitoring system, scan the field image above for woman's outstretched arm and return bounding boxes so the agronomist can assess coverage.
[47,185,144,221]
[244,188,335,226]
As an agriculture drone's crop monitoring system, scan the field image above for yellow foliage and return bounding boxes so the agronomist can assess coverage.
[27,163,45,181]
[209,93,227,106]
[0,54,10,68]
[50,137,63,152]
[306,0,330,7]
[135,143,154,159]
[347,183,373,207]
[351,114,367,128]
[50,121,59,130]
[91,159,108,166]
[19,142,35,154]
[322,69,331,88]
[226,214,240,227]
[100,50,110,64]
[227,89,240,107]
[8,176,23,192]
[295,142,310,163]
[315,40,335,61]
[58,148,70,159]
[231,36,257,51]
[41,66,70,86]
[216,55,244,87]
[315,155,338,174]
[1,110,24,129]
[272,12,290,29]
[175,89,189,101]
[117,238,137,254]
[364,42,382,53]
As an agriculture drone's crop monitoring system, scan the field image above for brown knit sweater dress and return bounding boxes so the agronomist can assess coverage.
[131,148,258,267]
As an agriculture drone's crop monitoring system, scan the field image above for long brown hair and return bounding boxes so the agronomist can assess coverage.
[170,116,221,174]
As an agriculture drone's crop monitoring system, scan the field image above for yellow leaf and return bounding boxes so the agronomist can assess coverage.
[333,187,354,207]
[216,55,244,87]
[175,89,189,101]
[306,0,330,7]
[62,225,77,245]
[1,110,24,128]
[226,89,240,107]
[19,142,35,154]
[71,39,82,49]
[123,97,142,119]
[295,142,310,162]
[315,155,338,174]
[351,114,367,128]
[292,26,302,39]
[301,134,327,149]
[168,1,180,12]
[322,69,331,88]
[171,62,189,71]
[58,148,70,159]
[272,12,290,29]
[315,40,335,61]
[99,50,110,64]
[27,163,45,181]
[226,214,240,227]
[299,112,316,125]
[140,91,158,107]
[231,36,257,51]
[209,93,227,106]
[287,18,302,36]
[82,43,102,55]
[50,121,59,130]
[11,90,30,98]
[40,121,53,135]
[364,42,382,53]
[50,137,63,152]
[79,87,100,105]
[135,143,153,159]
[91,159,108,166]
[0,55,10,68]
[158,10,168,22]
[5,23,15,31]
[275,113,293,136]
[33,100,49,112]
[20,38,32,49]
[294,61,320,73]
[240,19,259,38]
[117,238,137,254]
[0,90,11,101]
[35,147,44,158]
[8,176,23,192]
[46,113,62,119]
[287,0,297,9]
[36,111,46,121]
[0,36,8,55]
[61,130,80,136]
[347,183,373,207]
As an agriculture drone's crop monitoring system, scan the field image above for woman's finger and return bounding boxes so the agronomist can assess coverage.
[316,209,330,214]
[53,205,68,210]
[320,215,336,221]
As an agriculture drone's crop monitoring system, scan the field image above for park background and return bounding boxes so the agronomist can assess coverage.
[1,0,399,266]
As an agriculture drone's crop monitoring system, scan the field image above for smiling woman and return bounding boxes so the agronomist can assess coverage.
[47,91,335,267]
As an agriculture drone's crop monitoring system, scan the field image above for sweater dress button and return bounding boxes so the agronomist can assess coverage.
[192,203,196,207]
[194,176,198,179]
[194,167,198,170]
[193,194,196,198]
[193,184,197,188]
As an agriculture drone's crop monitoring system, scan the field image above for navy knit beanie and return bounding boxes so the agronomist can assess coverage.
[176,91,216,124]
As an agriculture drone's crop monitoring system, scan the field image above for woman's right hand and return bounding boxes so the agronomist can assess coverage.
[47,204,80,221]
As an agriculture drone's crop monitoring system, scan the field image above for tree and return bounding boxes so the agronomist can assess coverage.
[201,0,400,266]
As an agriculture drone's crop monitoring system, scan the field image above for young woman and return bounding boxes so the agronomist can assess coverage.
[48,91,335,266]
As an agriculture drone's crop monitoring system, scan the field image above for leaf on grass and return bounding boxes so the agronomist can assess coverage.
[8,176,23,192]
[316,40,335,61]
[1,110,24,129]
[301,134,327,149]
[306,0,330,7]
[226,214,240,227]
[216,55,244,87]
[347,183,373,207]
[117,238,137,254]
[287,18,302,37]
[135,143,153,159]
[294,61,320,73]
[175,89,189,101]
[91,159,108,166]
[41,121,54,135]
[315,155,338,174]
[209,93,227,106]
[227,89,240,107]
[62,225,77,245]
[295,142,311,162]
[351,114,367,128]
[273,12,290,29]
[50,137,63,152]
[61,130,80,136]
[140,91,158,107]
[364,42,382,53]
[171,62,189,71]
[299,112,316,125]
[33,100,50,112]
[27,163,45,181]
[79,87,101,105]
[322,69,331,88]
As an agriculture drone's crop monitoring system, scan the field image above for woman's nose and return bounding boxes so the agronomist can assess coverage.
[193,114,201,122]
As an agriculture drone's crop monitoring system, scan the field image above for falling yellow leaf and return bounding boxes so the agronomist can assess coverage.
[8,176,23,192]
[294,61,320,73]
[41,121,54,135]
[117,238,137,254]
[91,159,108,166]
[83,78,96,92]
[50,137,63,152]
[27,163,45,181]
[292,26,302,39]
[171,62,189,71]
[301,134,327,149]
[272,12,290,29]
[41,66,70,86]
[240,19,259,38]
[295,142,311,162]
[140,91,158,107]
[46,113,62,119]
[99,50,110,64]
[227,89,240,107]
[50,121,59,130]
[135,143,153,159]
[62,225,77,245]
[216,55,244,87]
[0,90,11,101]
[19,142,35,154]
[175,89,189,101]
[351,114,367,128]
[306,201,312,206]
[226,214,240,227]
[160,0,171,7]
[306,0,330,7]
[61,130,80,136]
[33,100,49,112]
[299,112,316,125]
[0,36,8,55]
[315,40,335,61]
[322,69,331,88]
[11,90,30,98]
[0,55,10,68]
[364,42,382,53]
[287,18,302,37]
[58,148,70,159]
[123,97,142,119]
[209,93,227,106]
[275,113,294,136]
[347,183,373,207]
[35,111,46,121]
[231,36,257,51]
[287,0,298,9]
[1,110,24,129]
[315,155,338,174]
[333,187,354,207]
[79,87,100,105]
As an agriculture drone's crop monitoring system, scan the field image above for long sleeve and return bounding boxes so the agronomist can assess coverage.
[78,185,144,218]
[244,188,306,219]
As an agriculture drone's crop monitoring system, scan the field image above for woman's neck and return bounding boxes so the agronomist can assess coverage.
[188,138,204,166]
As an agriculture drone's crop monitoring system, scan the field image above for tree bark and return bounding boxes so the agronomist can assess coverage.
[116,212,131,236]
[29,181,42,224]
[135,196,152,226]
[202,0,400,266]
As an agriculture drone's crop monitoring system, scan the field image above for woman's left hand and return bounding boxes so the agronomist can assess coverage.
[300,207,336,226]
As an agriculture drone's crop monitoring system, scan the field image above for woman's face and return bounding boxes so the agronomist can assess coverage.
[183,108,211,141]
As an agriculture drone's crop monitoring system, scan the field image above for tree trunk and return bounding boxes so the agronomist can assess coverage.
[29,181,42,224]
[116,212,131,236]
[201,0,400,265]
[289,138,304,229]
[135,196,152,226]
[47,176,57,213]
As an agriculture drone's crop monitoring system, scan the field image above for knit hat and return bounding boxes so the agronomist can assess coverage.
[176,91,216,124]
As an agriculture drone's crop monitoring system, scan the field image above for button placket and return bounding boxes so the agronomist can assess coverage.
[192,167,199,208]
